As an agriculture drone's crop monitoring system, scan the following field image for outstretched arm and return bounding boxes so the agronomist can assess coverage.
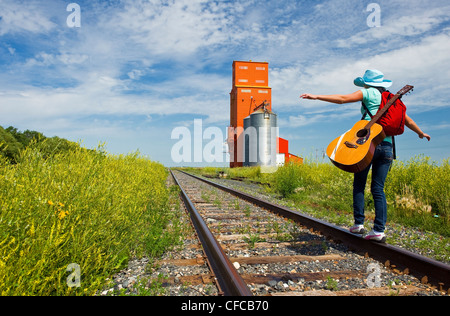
[405,114,431,141]
[300,90,363,104]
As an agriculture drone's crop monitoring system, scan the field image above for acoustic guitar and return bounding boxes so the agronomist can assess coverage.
[326,85,413,173]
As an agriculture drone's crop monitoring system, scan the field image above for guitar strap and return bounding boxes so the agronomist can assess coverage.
[361,101,397,160]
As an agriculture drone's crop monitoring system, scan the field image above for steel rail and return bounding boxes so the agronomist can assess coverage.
[170,169,253,296]
[178,170,450,291]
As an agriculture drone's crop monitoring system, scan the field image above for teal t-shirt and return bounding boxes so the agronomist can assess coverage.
[360,88,393,144]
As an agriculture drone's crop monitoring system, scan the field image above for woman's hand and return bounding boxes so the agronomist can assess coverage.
[300,93,318,100]
[419,132,431,141]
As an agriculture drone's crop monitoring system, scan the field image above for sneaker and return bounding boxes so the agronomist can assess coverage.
[364,230,386,243]
[349,224,366,235]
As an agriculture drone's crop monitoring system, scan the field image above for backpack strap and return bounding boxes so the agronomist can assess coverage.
[392,135,397,160]
[361,101,373,120]
[361,87,387,120]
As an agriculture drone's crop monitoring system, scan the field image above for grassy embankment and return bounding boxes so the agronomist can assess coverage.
[0,141,184,295]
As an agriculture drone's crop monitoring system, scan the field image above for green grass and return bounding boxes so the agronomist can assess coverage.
[0,141,184,296]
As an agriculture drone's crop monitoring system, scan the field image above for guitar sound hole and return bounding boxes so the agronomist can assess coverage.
[357,129,368,138]
[356,129,370,145]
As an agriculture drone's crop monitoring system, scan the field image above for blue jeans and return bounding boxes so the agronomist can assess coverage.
[353,141,393,232]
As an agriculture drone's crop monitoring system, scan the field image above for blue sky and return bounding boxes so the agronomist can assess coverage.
[1,0,449,167]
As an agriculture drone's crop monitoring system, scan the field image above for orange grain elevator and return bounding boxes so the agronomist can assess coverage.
[227,60,303,168]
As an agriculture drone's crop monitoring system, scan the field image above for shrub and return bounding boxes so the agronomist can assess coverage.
[272,163,304,197]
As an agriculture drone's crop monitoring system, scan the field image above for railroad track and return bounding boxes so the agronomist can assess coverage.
[154,169,449,296]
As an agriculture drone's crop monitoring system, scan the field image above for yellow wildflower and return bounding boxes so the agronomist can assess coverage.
[28,223,35,237]
[57,210,69,220]
[47,200,54,206]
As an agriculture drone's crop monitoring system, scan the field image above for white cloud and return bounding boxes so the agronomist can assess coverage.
[279,106,357,128]
[114,0,233,57]
[0,69,231,130]
[0,0,57,35]
[336,5,450,48]
[127,69,144,80]
[270,27,450,116]
[24,53,89,67]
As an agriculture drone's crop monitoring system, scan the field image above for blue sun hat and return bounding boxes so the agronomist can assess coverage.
[354,69,393,88]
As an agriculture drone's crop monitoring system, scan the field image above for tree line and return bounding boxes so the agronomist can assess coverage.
[0,125,78,163]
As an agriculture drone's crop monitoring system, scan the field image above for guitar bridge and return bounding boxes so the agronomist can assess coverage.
[345,141,358,149]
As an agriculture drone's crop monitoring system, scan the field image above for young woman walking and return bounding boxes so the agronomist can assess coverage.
[300,69,431,242]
